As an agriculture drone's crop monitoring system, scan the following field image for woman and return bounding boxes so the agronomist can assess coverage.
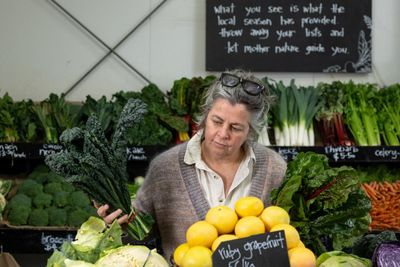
[97,69,287,260]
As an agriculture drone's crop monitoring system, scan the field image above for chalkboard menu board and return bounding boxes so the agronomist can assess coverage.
[212,231,290,266]
[206,0,371,73]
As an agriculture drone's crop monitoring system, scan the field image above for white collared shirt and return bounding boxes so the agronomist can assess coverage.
[184,130,255,209]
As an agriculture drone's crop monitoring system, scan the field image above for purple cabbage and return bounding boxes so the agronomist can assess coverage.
[372,241,400,267]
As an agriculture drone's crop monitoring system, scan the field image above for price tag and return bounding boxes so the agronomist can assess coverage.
[372,147,400,160]
[38,144,64,157]
[41,232,74,252]
[324,146,359,162]
[0,143,26,158]
[126,147,148,161]
[277,147,299,161]
[212,231,290,267]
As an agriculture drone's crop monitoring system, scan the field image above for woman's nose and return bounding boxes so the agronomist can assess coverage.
[218,125,230,139]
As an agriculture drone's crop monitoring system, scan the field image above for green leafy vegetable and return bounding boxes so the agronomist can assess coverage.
[271,152,372,255]
[45,98,154,240]
[316,251,372,266]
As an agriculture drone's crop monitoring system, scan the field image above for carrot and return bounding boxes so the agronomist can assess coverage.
[363,181,400,231]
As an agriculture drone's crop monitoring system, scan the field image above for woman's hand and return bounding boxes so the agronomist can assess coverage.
[96,203,129,225]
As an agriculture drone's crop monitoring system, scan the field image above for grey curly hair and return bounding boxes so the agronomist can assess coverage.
[196,69,274,141]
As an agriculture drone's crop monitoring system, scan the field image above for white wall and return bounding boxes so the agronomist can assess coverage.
[0,0,399,102]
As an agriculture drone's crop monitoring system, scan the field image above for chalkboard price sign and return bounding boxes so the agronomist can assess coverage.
[212,230,290,267]
[206,0,371,73]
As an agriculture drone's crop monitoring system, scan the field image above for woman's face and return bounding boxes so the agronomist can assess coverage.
[203,98,250,159]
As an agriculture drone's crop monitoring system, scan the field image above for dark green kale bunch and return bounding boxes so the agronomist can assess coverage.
[45,98,154,240]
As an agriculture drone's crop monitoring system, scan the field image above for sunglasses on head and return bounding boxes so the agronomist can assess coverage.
[219,73,265,96]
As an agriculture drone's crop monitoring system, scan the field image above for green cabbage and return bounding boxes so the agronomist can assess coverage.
[317,251,372,266]
[96,245,168,267]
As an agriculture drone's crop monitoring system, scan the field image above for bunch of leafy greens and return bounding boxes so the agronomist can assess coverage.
[33,93,82,143]
[45,98,154,240]
[112,84,188,145]
[343,82,380,146]
[375,83,400,145]
[270,152,372,256]
[0,93,37,142]
[80,95,117,138]
[315,81,354,146]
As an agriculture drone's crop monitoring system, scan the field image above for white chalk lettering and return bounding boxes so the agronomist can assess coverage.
[276,30,296,41]
[305,43,325,55]
[301,16,337,28]
[245,6,261,16]
[250,28,269,39]
[214,4,235,14]
[219,28,243,38]
[303,3,323,14]
[268,6,283,13]
[244,44,270,53]
[275,43,300,53]
[330,28,344,37]
[331,46,348,56]
[243,18,272,26]
[217,15,236,26]
[305,27,322,37]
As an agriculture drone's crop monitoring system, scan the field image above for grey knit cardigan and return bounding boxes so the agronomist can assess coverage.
[134,141,287,261]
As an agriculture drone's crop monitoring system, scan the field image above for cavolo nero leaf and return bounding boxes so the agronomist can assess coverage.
[46,98,154,240]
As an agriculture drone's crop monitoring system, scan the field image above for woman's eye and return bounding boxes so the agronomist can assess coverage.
[213,120,222,125]
[231,126,243,132]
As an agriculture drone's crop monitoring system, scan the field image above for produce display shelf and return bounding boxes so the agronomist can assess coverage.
[1,143,400,163]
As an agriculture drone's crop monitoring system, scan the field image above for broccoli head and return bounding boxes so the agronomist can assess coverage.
[47,206,68,226]
[8,205,31,225]
[28,208,49,226]
[33,192,53,209]
[7,193,32,210]
[68,191,91,208]
[67,208,91,227]
[17,179,43,198]
[53,191,70,208]
[62,182,75,193]
[44,182,63,195]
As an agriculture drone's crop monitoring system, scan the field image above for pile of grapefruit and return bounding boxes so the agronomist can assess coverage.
[173,196,316,267]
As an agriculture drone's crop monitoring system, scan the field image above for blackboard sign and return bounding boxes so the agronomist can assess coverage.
[206,0,371,73]
[212,230,290,267]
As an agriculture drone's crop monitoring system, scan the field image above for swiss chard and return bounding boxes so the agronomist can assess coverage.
[271,152,372,256]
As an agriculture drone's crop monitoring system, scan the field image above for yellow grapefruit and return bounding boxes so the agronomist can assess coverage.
[186,220,218,248]
[260,205,290,231]
[234,216,265,238]
[288,247,316,267]
[234,196,264,217]
[205,205,238,234]
[173,243,190,266]
[270,223,300,249]
[181,246,212,267]
[211,234,238,252]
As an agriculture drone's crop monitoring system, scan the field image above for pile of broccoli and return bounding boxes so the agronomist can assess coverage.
[5,165,97,227]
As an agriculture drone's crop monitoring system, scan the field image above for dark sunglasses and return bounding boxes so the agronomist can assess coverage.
[219,73,265,96]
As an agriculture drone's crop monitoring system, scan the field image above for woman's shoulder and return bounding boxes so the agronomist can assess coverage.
[252,142,287,167]
[150,142,187,164]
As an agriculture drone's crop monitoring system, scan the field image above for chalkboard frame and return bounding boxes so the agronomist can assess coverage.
[206,0,372,73]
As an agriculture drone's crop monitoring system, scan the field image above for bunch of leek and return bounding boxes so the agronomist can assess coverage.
[267,79,323,146]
